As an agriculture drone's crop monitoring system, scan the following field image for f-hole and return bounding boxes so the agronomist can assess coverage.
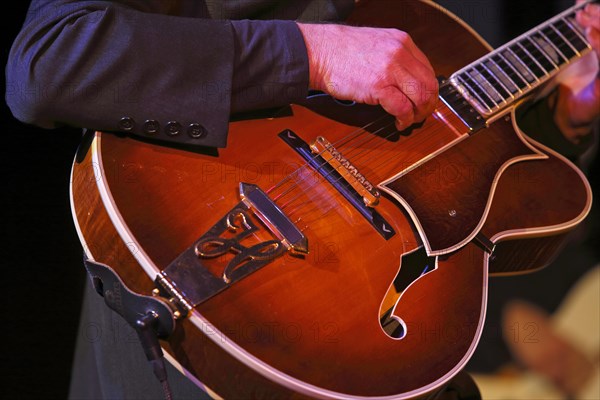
[379,247,437,339]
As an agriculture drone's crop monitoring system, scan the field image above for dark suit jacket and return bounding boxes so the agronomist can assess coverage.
[6,3,354,398]
[6,0,354,148]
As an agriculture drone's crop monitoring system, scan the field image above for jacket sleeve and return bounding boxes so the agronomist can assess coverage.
[5,0,313,148]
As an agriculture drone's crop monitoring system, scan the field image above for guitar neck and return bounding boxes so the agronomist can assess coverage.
[449,0,594,120]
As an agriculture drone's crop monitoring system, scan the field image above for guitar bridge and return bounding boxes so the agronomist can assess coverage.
[279,129,395,240]
[310,136,380,207]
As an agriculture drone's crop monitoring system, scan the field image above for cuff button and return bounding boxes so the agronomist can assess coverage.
[188,123,206,139]
[143,120,160,135]
[165,121,182,136]
[118,117,135,131]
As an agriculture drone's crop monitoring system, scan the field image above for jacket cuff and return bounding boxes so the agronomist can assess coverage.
[230,20,309,113]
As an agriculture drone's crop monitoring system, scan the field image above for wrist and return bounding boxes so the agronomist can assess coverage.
[553,82,599,143]
[297,23,323,91]
[296,23,336,93]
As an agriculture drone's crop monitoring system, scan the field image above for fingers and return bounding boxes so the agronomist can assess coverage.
[377,72,437,129]
[407,67,438,122]
[403,35,436,75]
[388,63,438,126]
[584,1,600,20]
[377,86,415,129]
[577,3,600,30]
[365,29,437,128]
[378,71,438,130]
[394,33,439,123]
[577,3,600,62]
[585,23,600,55]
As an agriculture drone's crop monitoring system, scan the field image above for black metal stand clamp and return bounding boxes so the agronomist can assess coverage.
[83,257,177,400]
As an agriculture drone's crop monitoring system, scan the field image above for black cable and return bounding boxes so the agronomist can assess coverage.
[136,312,174,400]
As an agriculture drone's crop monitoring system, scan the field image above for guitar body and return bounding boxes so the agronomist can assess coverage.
[70,0,592,398]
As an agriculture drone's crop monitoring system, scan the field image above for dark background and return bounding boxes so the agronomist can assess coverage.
[2,1,597,398]
[2,2,86,399]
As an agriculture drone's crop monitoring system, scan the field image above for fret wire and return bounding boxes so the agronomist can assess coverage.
[456,75,493,111]
[549,24,580,56]
[496,53,531,89]
[525,36,559,70]
[554,19,587,52]
[488,57,522,95]
[562,16,590,45]
[515,42,548,76]
[448,1,594,119]
[464,71,499,107]
[537,30,569,63]
[520,38,557,73]
[474,66,506,102]
[460,73,497,109]
[506,47,539,83]
[541,26,577,58]
[480,61,514,98]
[518,40,552,73]
[477,64,512,100]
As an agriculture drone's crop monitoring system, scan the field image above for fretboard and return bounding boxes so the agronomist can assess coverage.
[449,1,594,119]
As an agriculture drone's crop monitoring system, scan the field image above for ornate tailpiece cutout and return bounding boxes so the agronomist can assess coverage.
[156,184,304,307]
[195,208,286,283]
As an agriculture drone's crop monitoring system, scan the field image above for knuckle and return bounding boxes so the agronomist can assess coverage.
[383,95,412,118]
[391,29,412,44]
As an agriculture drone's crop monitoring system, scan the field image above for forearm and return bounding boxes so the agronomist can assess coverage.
[6,1,318,148]
[6,1,234,147]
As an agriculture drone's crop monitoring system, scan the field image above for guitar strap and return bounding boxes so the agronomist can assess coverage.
[83,256,177,400]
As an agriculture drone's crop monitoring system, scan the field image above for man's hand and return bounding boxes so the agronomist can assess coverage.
[297,23,438,130]
[554,1,600,143]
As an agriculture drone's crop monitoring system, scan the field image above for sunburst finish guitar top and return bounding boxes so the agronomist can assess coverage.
[71,0,593,398]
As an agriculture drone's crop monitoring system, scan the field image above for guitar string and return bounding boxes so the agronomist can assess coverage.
[267,114,396,202]
[275,104,465,216]
[269,117,397,205]
[281,110,467,222]
[266,112,392,197]
[270,117,400,211]
[346,107,468,176]
[270,103,470,220]
[271,3,593,218]
[274,117,439,220]
[271,95,470,210]
[267,120,401,221]
[266,120,401,220]
[321,111,445,176]
[265,2,591,222]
